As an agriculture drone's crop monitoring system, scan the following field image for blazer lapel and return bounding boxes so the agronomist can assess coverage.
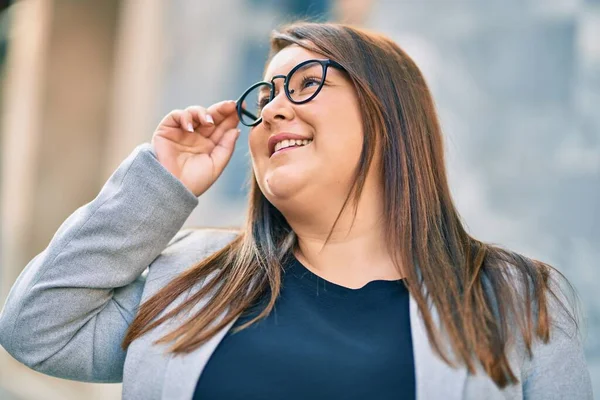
[161,312,238,400]
[161,271,241,400]
[410,293,467,400]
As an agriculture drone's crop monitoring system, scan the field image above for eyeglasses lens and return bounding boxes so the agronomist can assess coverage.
[238,60,325,126]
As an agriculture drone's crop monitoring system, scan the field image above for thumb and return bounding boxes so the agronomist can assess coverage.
[210,128,240,173]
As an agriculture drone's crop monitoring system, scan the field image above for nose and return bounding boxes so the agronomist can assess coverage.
[261,76,295,128]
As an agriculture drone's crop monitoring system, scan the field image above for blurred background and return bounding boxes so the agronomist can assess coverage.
[0,0,598,399]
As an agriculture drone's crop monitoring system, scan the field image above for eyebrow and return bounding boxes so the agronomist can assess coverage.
[263,60,322,82]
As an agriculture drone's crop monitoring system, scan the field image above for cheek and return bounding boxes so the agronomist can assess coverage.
[310,102,364,163]
[248,129,266,179]
[248,128,267,162]
[248,128,261,155]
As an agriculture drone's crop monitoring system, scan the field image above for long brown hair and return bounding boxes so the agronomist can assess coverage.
[122,22,579,388]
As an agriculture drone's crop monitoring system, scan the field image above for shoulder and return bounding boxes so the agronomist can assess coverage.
[141,227,240,297]
[164,227,240,256]
[158,227,240,270]
[486,253,581,343]
[493,257,589,392]
[519,267,591,397]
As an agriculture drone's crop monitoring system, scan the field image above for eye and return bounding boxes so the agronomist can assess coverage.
[300,76,322,89]
[257,96,270,111]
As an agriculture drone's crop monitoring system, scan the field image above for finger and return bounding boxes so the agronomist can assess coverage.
[160,109,185,129]
[187,106,215,128]
[211,128,241,174]
[177,109,195,133]
[206,100,238,126]
[206,111,240,145]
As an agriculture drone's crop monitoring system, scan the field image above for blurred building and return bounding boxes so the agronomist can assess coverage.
[0,0,598,399]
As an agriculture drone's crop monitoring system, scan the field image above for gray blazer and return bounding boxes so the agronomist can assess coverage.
[0,143,592,400]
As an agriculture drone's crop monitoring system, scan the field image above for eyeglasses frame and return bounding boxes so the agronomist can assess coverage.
[236,58,345,127]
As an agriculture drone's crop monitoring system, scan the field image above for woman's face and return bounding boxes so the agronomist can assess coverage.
[248,45,364,209]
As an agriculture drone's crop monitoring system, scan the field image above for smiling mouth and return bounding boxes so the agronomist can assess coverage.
[271,140,313,157]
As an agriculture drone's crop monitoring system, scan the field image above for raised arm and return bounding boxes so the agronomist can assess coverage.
[0,143,199,382]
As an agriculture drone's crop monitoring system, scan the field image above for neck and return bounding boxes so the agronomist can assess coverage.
[281,187,405,289]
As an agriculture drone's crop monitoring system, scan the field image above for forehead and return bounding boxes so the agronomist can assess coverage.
[263,45,324,81]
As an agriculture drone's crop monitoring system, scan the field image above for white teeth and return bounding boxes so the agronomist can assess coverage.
[273,138,313,153]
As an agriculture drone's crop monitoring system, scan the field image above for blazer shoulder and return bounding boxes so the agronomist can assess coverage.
[142,227,240,295]
[183,227,241,248]
[163,227,240,260]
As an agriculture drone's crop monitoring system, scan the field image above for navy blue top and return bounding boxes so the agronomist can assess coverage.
[193,254,415,400]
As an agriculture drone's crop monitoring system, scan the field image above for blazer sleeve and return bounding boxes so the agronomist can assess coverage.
[522,271,594,399]
[0,143,199,383]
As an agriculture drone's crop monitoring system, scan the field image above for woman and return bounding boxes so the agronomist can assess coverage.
[0,22,592,400]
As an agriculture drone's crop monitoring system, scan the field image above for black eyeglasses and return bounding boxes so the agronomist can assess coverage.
[236,58,345,127]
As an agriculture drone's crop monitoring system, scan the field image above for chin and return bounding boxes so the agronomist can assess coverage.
[262,168,308,201]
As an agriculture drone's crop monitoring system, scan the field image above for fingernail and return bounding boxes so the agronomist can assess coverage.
[187,123,194,132]
[205,114,214,124]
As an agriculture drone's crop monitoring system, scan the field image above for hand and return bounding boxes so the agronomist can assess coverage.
[151,101,240,197]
